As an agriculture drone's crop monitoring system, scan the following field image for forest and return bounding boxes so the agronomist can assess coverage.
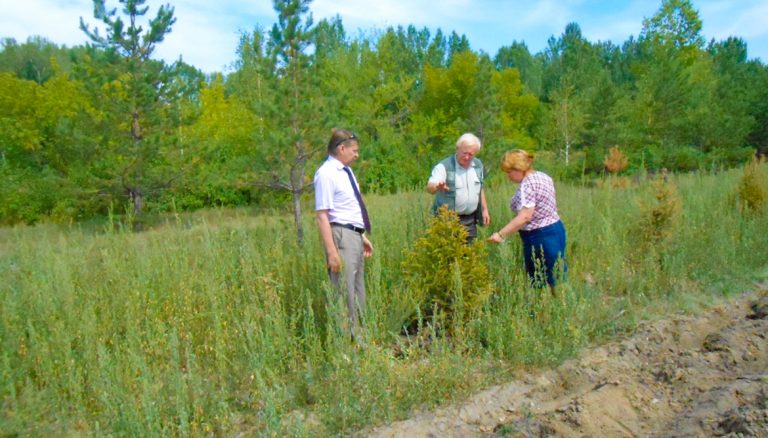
[1,0,767,227]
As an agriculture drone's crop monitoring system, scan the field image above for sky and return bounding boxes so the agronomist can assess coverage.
[2,0,767,74]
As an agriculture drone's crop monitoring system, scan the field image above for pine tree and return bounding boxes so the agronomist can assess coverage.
[79,0,175,220]
[264,0,320,245]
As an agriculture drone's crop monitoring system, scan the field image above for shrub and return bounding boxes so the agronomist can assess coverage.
[663,145,704,172]
[584,146,607,175]
[604,146,628,174]
[706,146,755,170]
[632,176,681,272]
[736,157,766,214]
[401,206,492,332]
[0,166,64,224]
[534,149,586,183]
[636,144,665,173]
[637,178,681,246]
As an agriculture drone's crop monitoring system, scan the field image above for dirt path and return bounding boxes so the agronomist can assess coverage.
[366,288,768,437]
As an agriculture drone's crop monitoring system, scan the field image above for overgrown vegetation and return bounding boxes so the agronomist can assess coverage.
[1,0,767,224]
[736,156,767,213]
[401,206,492,333]
[631,176,682,282]
[2,164,767,435]
[2,0,768,433]
[604,146,629,174]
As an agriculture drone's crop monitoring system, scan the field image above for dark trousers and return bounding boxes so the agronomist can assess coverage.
[458,213,478,243]
[519,220,567,288]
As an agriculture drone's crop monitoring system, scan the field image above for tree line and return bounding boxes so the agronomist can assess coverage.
[1,0,766,226]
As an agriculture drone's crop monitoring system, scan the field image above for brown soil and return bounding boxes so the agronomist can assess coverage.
[366,288,768,437]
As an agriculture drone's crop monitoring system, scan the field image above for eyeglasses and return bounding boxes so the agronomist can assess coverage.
[333,132,357,150]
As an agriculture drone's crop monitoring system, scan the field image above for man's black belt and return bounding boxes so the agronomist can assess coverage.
[331,222,365,234]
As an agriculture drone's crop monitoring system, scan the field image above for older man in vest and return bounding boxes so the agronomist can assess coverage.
[427,133,490,242]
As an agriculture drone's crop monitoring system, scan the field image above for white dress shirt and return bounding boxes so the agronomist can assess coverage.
[314,156,365,228]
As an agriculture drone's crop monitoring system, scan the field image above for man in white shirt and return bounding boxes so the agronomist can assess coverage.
[427,133,490,242]
[314,128,373,340]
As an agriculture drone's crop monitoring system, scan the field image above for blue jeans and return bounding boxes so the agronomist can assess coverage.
[519,220,567,288]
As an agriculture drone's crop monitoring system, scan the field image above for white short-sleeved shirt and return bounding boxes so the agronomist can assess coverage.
[428,161,482,215]
[314,156,365,228]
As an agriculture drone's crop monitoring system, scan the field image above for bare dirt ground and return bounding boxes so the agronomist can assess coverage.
[366,287,768,437]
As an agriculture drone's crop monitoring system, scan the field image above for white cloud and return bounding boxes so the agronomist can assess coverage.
[0,0,91,47]
[2,0,766,71]
[312,0,467,29]
[693,0,768,60]
[701,1,768,39]
[515,1,572,28]
[156,1,249,72]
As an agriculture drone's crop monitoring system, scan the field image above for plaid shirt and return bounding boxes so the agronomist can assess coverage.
[510,171,560,231]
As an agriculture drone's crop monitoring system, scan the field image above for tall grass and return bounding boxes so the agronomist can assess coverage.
[1,165,767,435]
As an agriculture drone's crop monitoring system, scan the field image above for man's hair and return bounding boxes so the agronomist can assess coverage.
[456,133,481,150]
[327,128,358,156]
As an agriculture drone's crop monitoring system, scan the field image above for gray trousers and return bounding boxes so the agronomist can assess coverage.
[329,226,366,334]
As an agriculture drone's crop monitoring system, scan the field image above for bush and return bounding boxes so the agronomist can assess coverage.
[706,146,755,170]
[604,146,629,174]
[631,176,681,273]
[401,206,493,333]
[532,149,586,183]
[0,166,63,224]
[663,145,705,172]
[583,146,606,175]
[635,144,665,173]
[736,157,766,214]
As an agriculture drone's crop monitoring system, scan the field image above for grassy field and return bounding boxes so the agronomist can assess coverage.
[1,164,767,436]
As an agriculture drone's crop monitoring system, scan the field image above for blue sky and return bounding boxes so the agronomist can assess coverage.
[2,0,767,74]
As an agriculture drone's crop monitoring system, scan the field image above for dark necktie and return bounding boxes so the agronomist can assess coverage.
[343,166,371,233]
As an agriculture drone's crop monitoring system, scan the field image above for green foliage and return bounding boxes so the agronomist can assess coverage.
[2,0,768,227]
[0,73,42,159]
[524,149,587,183]
[640,0,704,52]
[419,50,480,141]
[637,178,681,245]
[78,0,177,217]
[0,70,93,166]
[664,145,705,171]
[490,67,539,147]
[3,8,768,438]
[2,170,768,435]
[0,36,74,83]
[260,0,327,244]
[0,167,60,223]
[181,76,259,206]
[705,146,756,169]
[745,63,768,156]
[631,177,682,276]
[494,41,543,96]
[401,206,492,331]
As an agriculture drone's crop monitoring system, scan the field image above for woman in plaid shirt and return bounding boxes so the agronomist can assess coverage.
[487,150,567,291]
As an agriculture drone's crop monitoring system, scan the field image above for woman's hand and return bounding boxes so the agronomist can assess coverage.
[487,231,504,244]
